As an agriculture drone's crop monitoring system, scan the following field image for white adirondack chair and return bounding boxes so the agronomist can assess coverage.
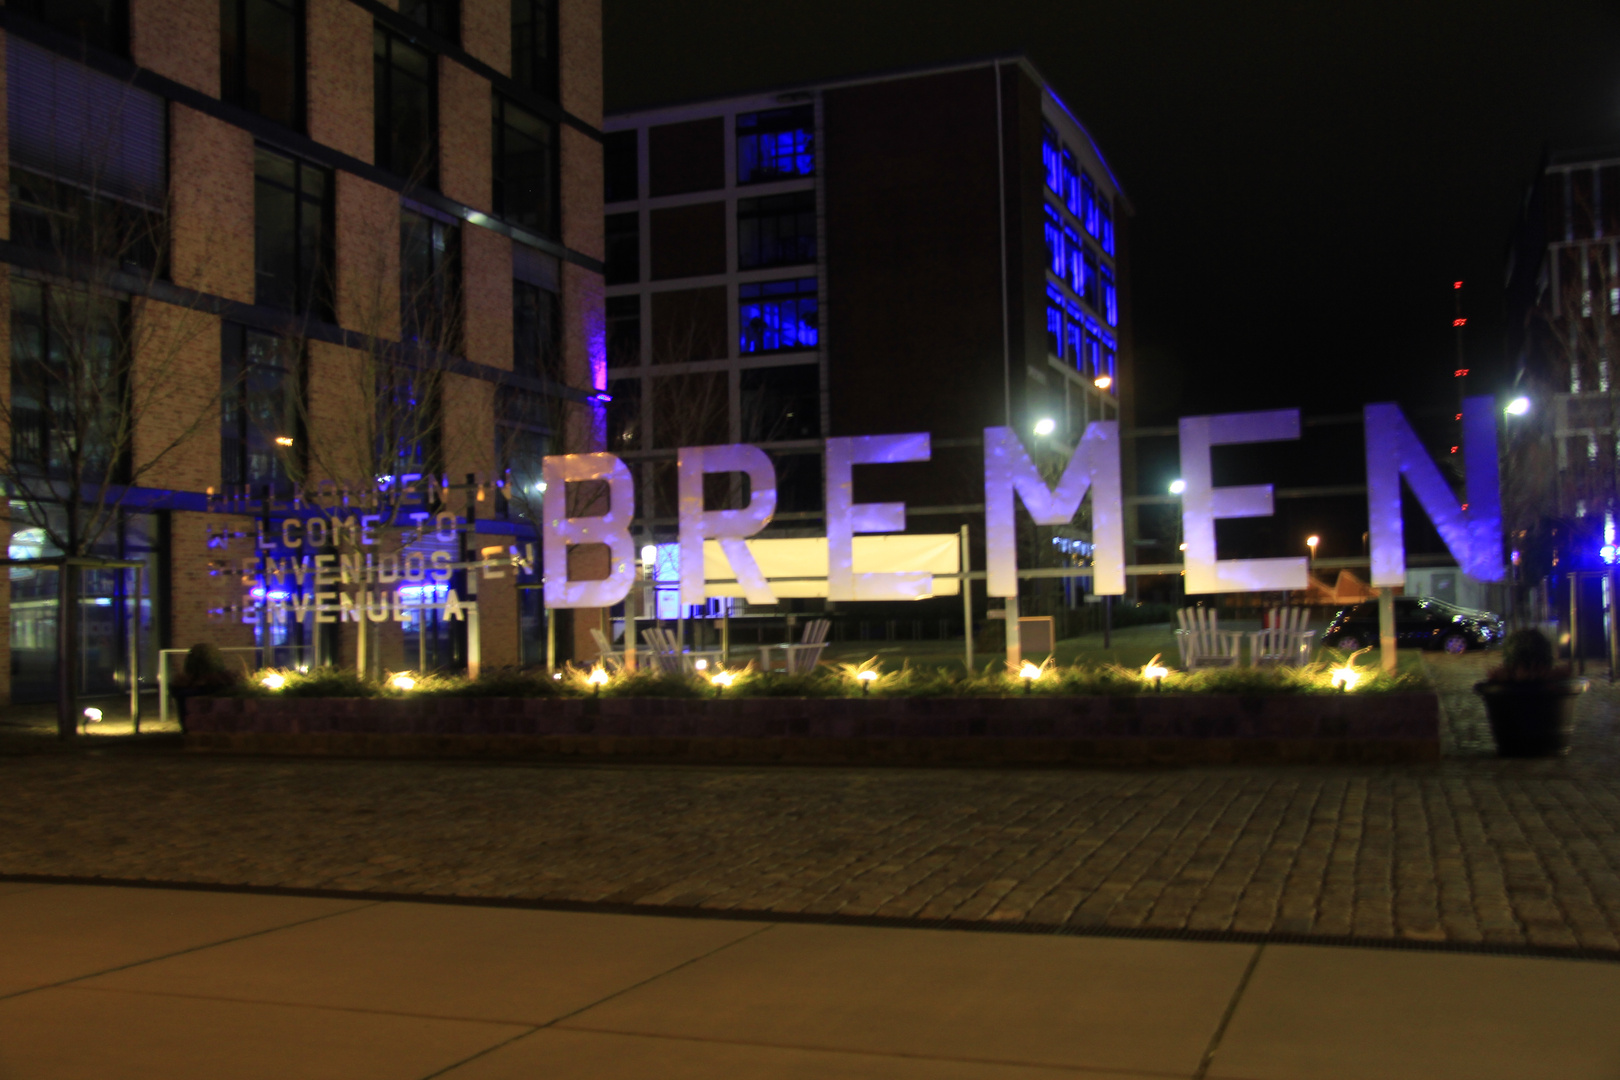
[1249,607,1315,667]
[780,618,831,674]
[588,628,625,672]
[640,627,688,676]
[1175,607,1243,669]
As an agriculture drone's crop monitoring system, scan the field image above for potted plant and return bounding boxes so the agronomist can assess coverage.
[171,643,241,730]
[1474,628,1588,757]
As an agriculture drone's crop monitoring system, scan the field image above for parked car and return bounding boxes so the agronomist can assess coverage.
[1322,596,1504,653]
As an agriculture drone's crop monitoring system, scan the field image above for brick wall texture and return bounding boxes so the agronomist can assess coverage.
[2,0,606,682]
[131,0,218,95]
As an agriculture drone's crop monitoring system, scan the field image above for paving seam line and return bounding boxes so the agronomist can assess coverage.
[415,923,778,1080]
[4,872,1617,963]
[0,896,387,1004]
[1192,943,1264,1080]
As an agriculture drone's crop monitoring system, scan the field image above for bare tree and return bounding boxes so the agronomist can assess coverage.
[0,102,225,737]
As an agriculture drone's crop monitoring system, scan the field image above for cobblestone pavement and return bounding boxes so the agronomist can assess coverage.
[3,653,1620,952]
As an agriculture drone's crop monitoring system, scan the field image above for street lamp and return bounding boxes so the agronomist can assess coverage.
[1033,417,1056,437]
[1306,535,1319,572]
[1168,479,1186,495]
[1505,396,1531,417]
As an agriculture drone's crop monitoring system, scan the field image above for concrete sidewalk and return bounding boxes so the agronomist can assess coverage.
[1,882,1616,1079]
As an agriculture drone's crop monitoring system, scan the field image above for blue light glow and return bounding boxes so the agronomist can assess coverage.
[739,278,818,353]
[737,106,815,184]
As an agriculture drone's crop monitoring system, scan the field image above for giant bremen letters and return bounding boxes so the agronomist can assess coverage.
[533,398,1503,605]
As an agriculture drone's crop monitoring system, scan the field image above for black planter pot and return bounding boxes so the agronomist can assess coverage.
[1473,678,1589,757]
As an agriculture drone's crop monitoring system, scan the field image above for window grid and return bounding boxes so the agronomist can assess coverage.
[221,0,303,131]
[373,27,437,185]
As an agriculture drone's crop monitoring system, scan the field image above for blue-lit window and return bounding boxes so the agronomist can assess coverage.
[1042,122,1061,194]
[1082,327,1100,378]
[1101,263,1117,327]
[1062,147,1081,218]
[1065,317,1084,367]
[1081,171,1099,237]
[740,278,817,352]
[1045,293,1063,357]
[736,105,814,184]
[1101,343,1117,389]
[1098,196,1114,256]
[1082,247,1100,310]
[1066,228,1084,296]
[1044,204,1063,277]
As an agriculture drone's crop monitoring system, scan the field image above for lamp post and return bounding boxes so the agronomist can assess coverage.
[1169,479,1186,606]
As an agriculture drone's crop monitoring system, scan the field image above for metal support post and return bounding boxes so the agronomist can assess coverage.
[1378,588,1396,673]
[546,604,556,672]
[1005,592,1021,673]
[129,566,141,734]
[1571,573,1582,674]
[960,525,974,674]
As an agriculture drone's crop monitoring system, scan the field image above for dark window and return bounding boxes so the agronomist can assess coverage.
[737,191,816,270]
[9,0,127,55]
[254,146,332,316]
[1573,168,1596,241]
[606,295,640,367]
[739,278,817,354]
[10,279,125,482]
[221,323,300,491]
[398,0,457,42]
[1041,122,1061,194]
[652,371,727,448]
[605,376,640,451]
[649,202,725,279]
[510,0,556,98]
[8,40,165,269]
[648,118,724,196]
[741,364,820,442]
[650,286,727,364]
[604,212,640,285]
[736,105,814,184]
[512,278,560,382]
[493,95,556,235]
[376,363,441,476]
[772,452,822,514]
[499,420,547,505]
[374,27,436,183]
[604,130,637,202]
[1101,263,1117,327]
[221,0,303,130]
[400,208,461,349]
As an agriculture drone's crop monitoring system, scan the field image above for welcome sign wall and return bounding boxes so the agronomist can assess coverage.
[536,397,1504,607]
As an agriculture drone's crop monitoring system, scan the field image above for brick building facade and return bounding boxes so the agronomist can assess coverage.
[0,0,603,704]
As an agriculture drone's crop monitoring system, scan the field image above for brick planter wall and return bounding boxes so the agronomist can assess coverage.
[183,692,1441,765]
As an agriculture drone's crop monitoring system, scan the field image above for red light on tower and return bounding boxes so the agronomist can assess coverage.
[1454,281,1463,290]
[1454,368,1469,377]
[1453,318,1467,327]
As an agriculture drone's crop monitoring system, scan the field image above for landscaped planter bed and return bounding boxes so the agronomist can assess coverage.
[183,692,1440,765]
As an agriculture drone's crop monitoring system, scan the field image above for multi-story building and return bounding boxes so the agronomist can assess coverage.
[602,56,1132,628]
[1504,149,1620,550]
[0,0,604,707]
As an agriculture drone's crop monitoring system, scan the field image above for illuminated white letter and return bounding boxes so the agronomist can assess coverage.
[1365,396,1502,586]
[541,452,636,608]
[825,433,931,600]
[983,424,1123,597]
[1180,409,1307,594]
[678,443,778,606]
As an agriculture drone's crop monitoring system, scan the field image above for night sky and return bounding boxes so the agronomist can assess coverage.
[606,1,1620,559]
